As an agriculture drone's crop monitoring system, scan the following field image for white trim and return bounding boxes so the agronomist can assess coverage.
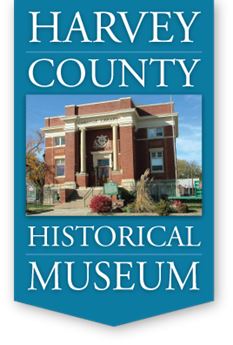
[53,144,65,148]
[75,172,89,176]
[136,136,174,141]
[91,150,112,154]
[136,111,178,120]
[137,101,174,108]
[54,155,65,159]
[91,151,113,168]
[137,119,175,129]
[63,117,77,132]
[63,182,76,189]
[77,112,136,130]
[43,128,64,138]
[63,116,77,121]
[64,122,76,132]
[77,108,136,120]
[44,115,64,119]
[137,114,178,137]
[42,110,178,136]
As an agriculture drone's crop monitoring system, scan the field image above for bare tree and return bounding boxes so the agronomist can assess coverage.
[26,132,48,204]
[135,169,156,213]
[177,159,202,179]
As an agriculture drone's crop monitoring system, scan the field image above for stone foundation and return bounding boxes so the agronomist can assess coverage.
[121,179,136,191]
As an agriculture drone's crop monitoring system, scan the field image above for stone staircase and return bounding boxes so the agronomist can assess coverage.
[55,187,103,209]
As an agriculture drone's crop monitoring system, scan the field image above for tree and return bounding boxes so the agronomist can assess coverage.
[26,131,48,204]
[177,159,202,180]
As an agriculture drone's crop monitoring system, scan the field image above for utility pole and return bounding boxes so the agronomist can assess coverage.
[170,95,178,196]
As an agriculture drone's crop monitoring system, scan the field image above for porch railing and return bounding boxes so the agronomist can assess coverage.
[83,188,94,208]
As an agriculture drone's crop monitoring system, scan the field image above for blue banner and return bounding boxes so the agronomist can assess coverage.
[15,0,214,325]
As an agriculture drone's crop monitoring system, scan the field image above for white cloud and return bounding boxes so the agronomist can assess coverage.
[177,124,202,165]
[177,137,202,164]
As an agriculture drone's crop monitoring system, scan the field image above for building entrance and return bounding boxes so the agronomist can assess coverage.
[96,159,109,186]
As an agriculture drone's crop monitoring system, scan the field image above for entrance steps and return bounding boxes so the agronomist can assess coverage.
[55,187,103,209]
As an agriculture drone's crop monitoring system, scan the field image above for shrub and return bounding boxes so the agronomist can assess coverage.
[89,195,112,213]
[171,200,189,213]
[155,200,171,216]
[122,202,136,213]
[117,187,135,204]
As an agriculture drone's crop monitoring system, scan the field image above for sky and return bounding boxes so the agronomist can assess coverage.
[26,94,202,165]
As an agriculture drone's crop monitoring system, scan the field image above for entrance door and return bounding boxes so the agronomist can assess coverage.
[96,159,109,186]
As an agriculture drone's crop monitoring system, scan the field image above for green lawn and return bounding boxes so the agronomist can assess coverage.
[187,203,202,209]
[26,203,54,214]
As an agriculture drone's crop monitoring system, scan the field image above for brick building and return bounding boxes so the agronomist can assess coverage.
[42,97,178,203]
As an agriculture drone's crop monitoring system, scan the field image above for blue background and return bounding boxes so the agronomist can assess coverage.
[14,0,214,325]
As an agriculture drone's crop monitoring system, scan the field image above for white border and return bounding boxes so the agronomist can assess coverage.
[1,0,233,343]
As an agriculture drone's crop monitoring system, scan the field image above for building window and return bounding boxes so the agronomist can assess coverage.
[54,136,65,146]
[150,149,164,173]
[147,127,164,139]
[55,159,65,177]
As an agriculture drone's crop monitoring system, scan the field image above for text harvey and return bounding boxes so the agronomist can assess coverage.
[28,11,202,88]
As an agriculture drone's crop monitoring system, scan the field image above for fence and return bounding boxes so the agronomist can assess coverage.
[147,180,177,201]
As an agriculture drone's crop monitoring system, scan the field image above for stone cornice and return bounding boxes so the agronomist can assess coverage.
[42,110,178,137]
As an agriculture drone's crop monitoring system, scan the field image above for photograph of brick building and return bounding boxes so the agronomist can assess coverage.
[42,97,178,204]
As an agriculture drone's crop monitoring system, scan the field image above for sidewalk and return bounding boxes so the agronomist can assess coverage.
[30,208,201,216]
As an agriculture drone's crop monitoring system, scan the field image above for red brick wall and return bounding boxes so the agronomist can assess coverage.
[44,121,66,185]
[44,130,78,186]
[59,189,75,203]
[45,117,64,127]
[53,147,65,156]
[76,174,88,188]
[78,98,134,116]
[164,126,173,136]
[136,103,174,117]
[135,126,176,180]
[135,140,148,179]
[65,132,76,183]
[119,126,135,179]
[45,137,53,147]
[65,105,78,116]
[43,98,176,187]
[45,147,66,185]
[54,177,66,184]
[63,98,135,118]
[44,147,54,184]
[163,138,176,179]
[136,128,147,139]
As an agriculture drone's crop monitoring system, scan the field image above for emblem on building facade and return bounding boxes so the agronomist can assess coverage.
[93,135,109,149]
